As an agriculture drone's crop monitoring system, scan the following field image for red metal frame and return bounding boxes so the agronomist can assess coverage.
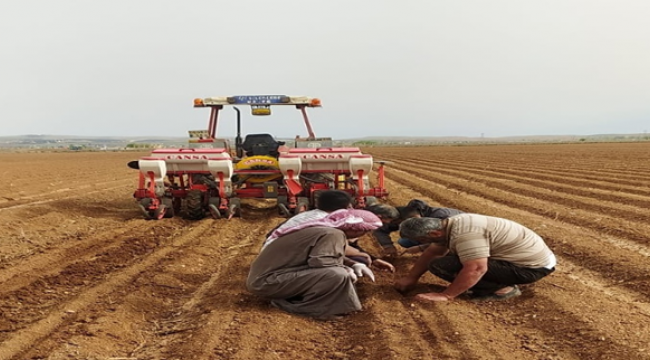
[208,106,222,138]
[297,105,316,139]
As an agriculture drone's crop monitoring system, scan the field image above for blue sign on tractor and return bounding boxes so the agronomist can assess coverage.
[230,95,287,104]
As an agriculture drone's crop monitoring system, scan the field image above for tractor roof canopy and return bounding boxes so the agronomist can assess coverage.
[194,95,321,108]
[193,94,322,141]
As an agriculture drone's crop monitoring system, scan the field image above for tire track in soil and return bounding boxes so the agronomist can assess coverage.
[385,166,650,297]
[0,220,213,360]
[380,176,650,359]
[388,161,650,246]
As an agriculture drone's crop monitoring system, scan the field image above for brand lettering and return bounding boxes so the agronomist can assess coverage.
[242,159,276,165]
[300,154,345,160]
[165,154,210,160]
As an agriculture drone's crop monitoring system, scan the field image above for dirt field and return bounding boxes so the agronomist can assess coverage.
[1,143,650,360]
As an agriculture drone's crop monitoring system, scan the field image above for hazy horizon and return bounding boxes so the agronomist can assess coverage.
[2,131,647,142]
[2,1,649,139]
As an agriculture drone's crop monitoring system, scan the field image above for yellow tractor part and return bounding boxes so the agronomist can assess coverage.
[235,155,282,183]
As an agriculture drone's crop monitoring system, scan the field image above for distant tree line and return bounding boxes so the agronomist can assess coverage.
[125,143,155,149]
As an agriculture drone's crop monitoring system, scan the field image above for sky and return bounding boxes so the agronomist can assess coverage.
[1,0,649,139]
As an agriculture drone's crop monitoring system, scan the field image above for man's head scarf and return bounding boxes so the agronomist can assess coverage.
[270,208,382,239]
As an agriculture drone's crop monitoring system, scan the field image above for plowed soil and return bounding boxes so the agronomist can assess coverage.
[1,143,649,360]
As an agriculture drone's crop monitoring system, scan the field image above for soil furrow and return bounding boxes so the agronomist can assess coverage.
[392,155,650,197]
[380,176,650,358]
[0,221,152,293]
[2,146,650,359]
[372,178,582,359]
[398,160,650,222]
[0,221,213,359]
[153,216,277,359]
[0,180,132,212]
[388,163,650,245]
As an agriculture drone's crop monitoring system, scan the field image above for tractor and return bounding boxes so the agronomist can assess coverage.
[129,95,388,220]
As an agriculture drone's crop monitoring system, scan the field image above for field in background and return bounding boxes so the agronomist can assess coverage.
[1,142,650,359]
[2,133,650,151]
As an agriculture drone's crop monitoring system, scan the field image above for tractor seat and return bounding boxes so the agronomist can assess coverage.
[242,134,285,157]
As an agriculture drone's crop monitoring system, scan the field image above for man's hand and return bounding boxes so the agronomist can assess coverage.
[345,246,373,266]
[394,276,418,294]
[414,292,452,302]
[359,253,372,266]
[382,246,398,259]
[345,267,359,283]
[372,259,395,273]
[352,263,375,282]
[402,244,430,255]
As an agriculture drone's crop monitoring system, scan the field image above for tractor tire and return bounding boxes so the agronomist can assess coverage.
[172,197,182,214]
[185,190,206,220]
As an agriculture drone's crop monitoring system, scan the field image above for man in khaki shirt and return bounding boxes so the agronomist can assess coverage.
[394,214,556,302]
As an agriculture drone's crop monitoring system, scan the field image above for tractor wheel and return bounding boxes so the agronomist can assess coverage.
[162,198,174,218]
[295,197,310,214]
[208,197,221,219]
[185,190,205,220]
[172,197,182,214]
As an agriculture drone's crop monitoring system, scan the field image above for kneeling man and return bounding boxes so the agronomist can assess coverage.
[394,214,556,302]
[247,209,382,319]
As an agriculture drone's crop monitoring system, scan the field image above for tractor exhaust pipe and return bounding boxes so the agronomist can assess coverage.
[234,106,243,158]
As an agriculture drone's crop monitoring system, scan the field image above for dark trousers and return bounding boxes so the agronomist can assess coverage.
[428,254,555,295]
